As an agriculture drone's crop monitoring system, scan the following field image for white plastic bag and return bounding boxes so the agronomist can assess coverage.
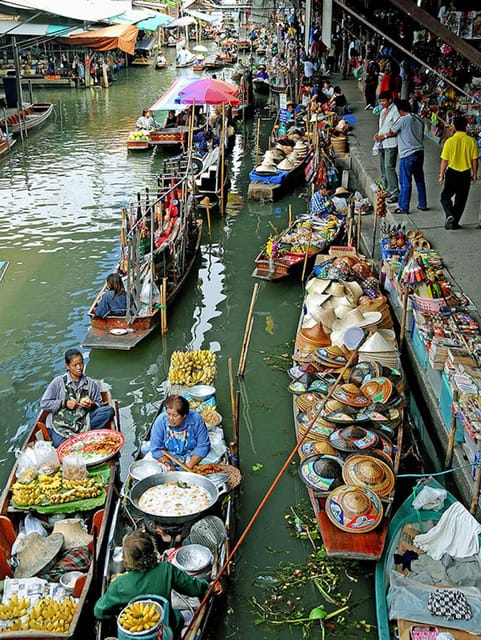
[11,514,47,554]
[140,272,160,305]
[412,485,447,511]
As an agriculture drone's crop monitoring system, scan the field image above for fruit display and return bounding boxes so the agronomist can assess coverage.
[128,130,148,142]
[12,471,103,507]
[0,595,77,633]
[168,350,216,386]
[118,600,161,633]
[376,185,387,218]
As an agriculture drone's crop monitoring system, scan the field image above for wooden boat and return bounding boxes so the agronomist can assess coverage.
[291,257,404,560]
[247,148,314,202]
[126,130,150,151]
[147,127,192,149]
[0,390,121,639]
[252,77,270,94]
[204,59,223,70]
[0,134,16,157]
[237,40,251,52]
[96,354,239,640]
[375,477,481,639]
[215,54,236,66]
[252,214,346,281]
[0,102,54,135]
[176,51,196,68]
[130,56,153,66]
[155,61,168,70]
[83,171,202,350]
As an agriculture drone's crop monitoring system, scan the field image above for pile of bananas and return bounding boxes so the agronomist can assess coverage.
[0,595,30,620]
[0,595,77,633]
[12,472,102,507]
[118,600,161,633]
[168,349,216,386]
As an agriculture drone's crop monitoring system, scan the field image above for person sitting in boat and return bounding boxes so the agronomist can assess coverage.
[40,348,115,447]
[193,128,219,157]
[94,273,133,318]
[156,52,167,66]
[309,184,336,217]
[176,47,189,66]
[136,109,154,131]
[94,530,222,637]
[328,86,348,114]
[149,395,211,470]
[167,34,177,47]
[163,110,178,129]
[255,64,269,80]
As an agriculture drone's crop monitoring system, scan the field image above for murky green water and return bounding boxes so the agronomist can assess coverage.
[0,50,377,638]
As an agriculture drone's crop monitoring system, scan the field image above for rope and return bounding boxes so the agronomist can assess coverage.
[398,461,481,479]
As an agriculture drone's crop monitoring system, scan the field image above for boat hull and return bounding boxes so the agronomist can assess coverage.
[0,102,54,135]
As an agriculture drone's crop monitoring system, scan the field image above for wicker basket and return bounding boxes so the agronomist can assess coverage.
[331,135,348,153]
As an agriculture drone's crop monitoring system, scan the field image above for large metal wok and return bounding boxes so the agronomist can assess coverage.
[128,472,226,527]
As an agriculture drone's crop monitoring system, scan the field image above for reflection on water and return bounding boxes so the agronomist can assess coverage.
[0,59,377,638]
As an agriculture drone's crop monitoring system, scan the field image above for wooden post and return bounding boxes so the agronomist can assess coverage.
[201,197,212,239]
[445,390,459,468]
[301,229,313,282]
[399,285,409,350]
[161,277,168,334]
[237,283,259,377]
[371,208,379,259]
[356,201,362,250]
[470,463,481,515]
[220,104,226,215]
[255,117,261,167]
[288,204,292,226]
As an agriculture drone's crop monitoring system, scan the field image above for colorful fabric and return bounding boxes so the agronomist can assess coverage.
[39,546,91,582]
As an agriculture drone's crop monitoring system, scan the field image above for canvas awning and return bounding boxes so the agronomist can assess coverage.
[184,9,219,24]
[149,76,197,112]
[0,19,74,36]
[164,15,196,29]
[0,0,127,22]
[61,23,139,55]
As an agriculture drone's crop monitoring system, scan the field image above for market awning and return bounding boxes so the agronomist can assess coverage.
[0,19,75,36]
[60,23,139,55]
[135,14,173,30]
[149,76,197,111]
[0,0,127,22]
[164,15,196,29]
[184,9,220,24]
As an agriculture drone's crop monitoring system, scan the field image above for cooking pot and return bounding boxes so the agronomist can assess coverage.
[128,472,227,527]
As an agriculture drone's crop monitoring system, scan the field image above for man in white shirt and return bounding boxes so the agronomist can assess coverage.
[373,90,400,202]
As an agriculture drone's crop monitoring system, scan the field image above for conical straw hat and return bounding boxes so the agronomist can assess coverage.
[359,332,398,354]
[14,532,64,579]
[53,519,93,549]
[306,279,331,295]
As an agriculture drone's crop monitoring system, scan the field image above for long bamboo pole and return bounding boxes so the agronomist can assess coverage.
[288,204,292,226]
[255,117,261,167]
[237,283,259,377]
[183,347,359,637]
[399,285,409,350]
[301,229,313,282]
[470,464,481,515]
[220,104,226,215]
[161,276,168,334]
[445,389,459,468]
[356,200,362,250]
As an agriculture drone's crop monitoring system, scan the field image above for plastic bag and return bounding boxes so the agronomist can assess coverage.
[62,452,88,481]
[412,485,447,511]
[15,448,38,484]
[35,441,60,476]
[140,272,160,305]
[11,514,47,554]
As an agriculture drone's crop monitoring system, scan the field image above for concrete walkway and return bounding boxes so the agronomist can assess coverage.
[338,74,481,316]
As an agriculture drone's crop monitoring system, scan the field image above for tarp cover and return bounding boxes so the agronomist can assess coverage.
[61,23,139,55]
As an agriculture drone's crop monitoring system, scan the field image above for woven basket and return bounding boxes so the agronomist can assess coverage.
[331,135,347,153]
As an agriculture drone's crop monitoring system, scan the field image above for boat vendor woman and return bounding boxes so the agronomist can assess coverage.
[40,348,115,447]
[94,531,222,637]
[149,395,210,470]
[136,109,155,131]
[94,273,132,318]
[309,184,336,216]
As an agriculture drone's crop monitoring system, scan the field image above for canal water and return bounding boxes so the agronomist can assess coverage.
[0,52,378,638]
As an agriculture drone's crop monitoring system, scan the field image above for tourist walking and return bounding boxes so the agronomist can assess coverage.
[373,91,400,202]
[387,100,427,215]
[363,56,379,109]
[439,115,479,230]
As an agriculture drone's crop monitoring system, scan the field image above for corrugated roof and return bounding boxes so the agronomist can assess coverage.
[0,0,128,22]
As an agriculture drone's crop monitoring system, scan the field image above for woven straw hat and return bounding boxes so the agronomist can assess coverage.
[333,308,382,331]
[278,157,296,171]
[326,484,383,533]
[329,425,379,452]
[14,532,64,579]
[52,519,93,549]
[299,454,344,493]
[331,383,369,407]
[342,454,395,497]
[306,278,331,295]
[255,160,279,174]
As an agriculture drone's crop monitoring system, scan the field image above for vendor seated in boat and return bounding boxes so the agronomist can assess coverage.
[156,52,167,66]
[193,128,219,157]
[94,530,221,637]
[40,348,115,447]
[136,109,155,131]
[94,273,133,318]
[148,395,211,470]
[328,85,348,114]
[255,64,269,80]
[162,110,178,129]
[309,184,336,217]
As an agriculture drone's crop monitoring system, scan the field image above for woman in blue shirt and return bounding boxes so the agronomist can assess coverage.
[150,395,211,470]
[94,273,130,318]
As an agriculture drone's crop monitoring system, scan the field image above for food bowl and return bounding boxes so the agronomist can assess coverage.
[173,544,213,574]
[129,459,161,483]
[188,385,216,401]
[60,571,84,592]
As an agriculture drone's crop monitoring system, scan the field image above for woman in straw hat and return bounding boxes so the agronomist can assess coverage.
[94,530,222,636]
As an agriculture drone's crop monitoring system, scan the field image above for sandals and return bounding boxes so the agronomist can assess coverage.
[406,229,430,249]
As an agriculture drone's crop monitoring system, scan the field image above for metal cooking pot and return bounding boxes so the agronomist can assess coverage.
[128,472,227,527]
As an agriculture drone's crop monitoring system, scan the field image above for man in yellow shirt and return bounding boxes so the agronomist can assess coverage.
[439,116,478,230]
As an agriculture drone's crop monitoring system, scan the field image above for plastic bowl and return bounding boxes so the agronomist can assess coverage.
[188,385,216,401]
[60,571,84,591]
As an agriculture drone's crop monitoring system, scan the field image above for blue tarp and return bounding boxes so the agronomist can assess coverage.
[248,170,289,185]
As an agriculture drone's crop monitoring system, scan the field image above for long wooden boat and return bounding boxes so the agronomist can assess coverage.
[252,213,346,281]
[83,172,203,350]
[247,149,314,202]
[96,353,239,640]
[375,477,481,639]
[0,102,54,135]
[0,389,121,639]
[291,255,404,560]
[252,77,270,94]
[155,61,168,70]
[204,59,223,70]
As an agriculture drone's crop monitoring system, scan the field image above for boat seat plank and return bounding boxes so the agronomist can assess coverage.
[318,510,388,560]
[83,327,153,350]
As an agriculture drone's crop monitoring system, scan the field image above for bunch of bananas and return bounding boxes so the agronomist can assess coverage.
[12,471,102,507]
[20,596,77,632]
[168,349,216,386]
[0,595,30,620]
[118,600,161,633]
